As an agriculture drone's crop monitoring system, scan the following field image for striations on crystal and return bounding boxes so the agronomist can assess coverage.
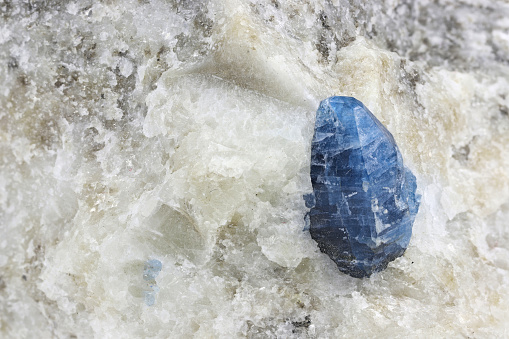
[308,96,420,278]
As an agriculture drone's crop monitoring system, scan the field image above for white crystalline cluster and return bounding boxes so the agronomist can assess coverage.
[1,0,509,338]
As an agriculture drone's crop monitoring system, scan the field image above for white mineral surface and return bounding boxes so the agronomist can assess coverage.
[1,0,509,338]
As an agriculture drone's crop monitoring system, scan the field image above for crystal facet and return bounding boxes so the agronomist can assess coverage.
[308,96,420,278]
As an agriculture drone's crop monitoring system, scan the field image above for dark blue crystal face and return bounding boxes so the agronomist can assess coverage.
[308,96,420,278]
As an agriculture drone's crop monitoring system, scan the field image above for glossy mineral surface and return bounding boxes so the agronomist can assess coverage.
[309,96,420,278]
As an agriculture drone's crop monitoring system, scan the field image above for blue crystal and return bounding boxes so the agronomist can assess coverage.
[143,259,162,281]
[143,259,162,306]
[308,96,420,278]
[144,290,157,306]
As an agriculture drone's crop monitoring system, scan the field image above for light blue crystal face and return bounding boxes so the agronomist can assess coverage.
[308,96,420,278]
[143,259,162,306]
[143,259,162,281]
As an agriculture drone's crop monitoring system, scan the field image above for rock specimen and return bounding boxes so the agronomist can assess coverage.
[3,0,509,337]
[308,96,420,278]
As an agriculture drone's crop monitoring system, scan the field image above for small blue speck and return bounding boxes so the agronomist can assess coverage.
[143,259,162,281]
[142,259,162,306]
[144,291,156,306]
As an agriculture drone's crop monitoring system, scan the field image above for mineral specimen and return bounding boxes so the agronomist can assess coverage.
[3,0,509,336]
[308,96,420,278]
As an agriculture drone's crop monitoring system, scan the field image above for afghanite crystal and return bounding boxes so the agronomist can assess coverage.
[143,259,162,306]
[308,96,420,278]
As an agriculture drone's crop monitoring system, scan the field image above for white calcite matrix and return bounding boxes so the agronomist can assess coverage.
[1,0,509,338]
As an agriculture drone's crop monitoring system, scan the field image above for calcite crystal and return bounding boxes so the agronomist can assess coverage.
[308,96,420,278]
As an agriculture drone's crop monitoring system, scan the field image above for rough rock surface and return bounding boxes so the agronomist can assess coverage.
[1,0,509,338]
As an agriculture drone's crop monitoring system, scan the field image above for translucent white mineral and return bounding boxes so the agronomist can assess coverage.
[1,0,509,338]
